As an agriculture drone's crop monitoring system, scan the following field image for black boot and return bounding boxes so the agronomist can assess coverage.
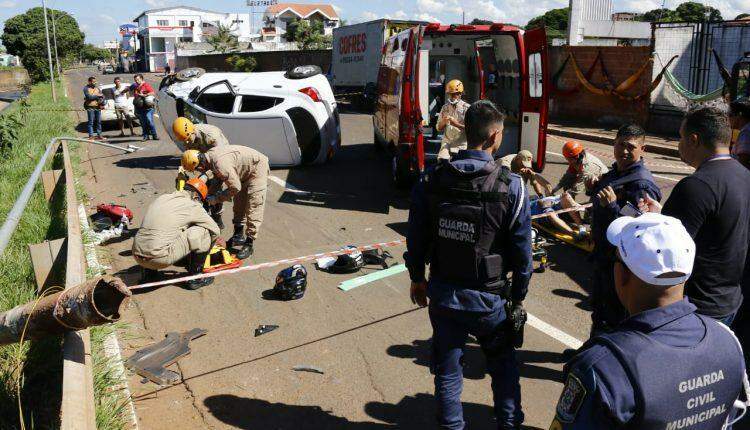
[185,251,214,290]
[227,224,245,250]
[236,238,254,260]
[211,212,225,230]
[141,268,160,283]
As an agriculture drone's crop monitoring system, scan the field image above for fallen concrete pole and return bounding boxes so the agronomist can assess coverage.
[0,275,131,346]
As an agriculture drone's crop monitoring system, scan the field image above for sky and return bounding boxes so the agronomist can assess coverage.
[1,0,748,45]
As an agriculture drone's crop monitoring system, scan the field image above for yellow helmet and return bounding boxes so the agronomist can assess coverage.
[172,117,195,142]
[446,79,464,94]
[181,149,202,172]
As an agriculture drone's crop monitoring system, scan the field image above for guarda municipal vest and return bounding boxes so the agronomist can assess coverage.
[426,159,511,292]
[589,315,744,429]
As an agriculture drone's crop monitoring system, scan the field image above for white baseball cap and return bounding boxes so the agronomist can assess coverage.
[606,213,695,287]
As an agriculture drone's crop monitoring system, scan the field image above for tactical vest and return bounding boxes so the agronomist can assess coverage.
[426,160,511,293]
[590,315,744,429]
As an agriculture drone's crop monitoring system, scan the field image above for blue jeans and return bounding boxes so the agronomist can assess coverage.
[136,108,157,138]
[428,304,523,429]
[86,108,101,137]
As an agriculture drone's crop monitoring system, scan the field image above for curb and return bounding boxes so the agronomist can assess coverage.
[548,127,680,158]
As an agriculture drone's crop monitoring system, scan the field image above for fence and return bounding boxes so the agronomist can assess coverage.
[650,20,750,133]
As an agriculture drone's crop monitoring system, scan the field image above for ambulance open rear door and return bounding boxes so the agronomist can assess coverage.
[520,27,549,172]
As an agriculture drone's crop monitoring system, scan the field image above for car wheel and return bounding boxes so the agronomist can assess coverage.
[285,65,322,80]
[287,107,322,165]
[175,67,205,82]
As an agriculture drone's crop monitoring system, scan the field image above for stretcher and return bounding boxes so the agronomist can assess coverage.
[533,221,594,253]
[203,244,242,273]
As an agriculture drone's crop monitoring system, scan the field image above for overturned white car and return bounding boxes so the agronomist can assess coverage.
[157,67,340,167]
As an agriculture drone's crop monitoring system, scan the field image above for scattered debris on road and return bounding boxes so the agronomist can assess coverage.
[254,324,279,337]
[292,365,325,375]
[125,328,207,385]
[362,249,393,269]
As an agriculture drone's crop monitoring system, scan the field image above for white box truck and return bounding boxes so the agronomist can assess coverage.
[332,19,424,108]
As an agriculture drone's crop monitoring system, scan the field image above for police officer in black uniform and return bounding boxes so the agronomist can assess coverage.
[406,100,532,429]
[551,212,748,429]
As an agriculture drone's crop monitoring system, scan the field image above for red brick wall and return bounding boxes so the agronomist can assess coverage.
[549,46,653,126]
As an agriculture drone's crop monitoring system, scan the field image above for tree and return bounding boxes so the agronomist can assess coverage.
[735,13,750,20]
[285,19,331,50]
[80,44,111,62]
[2,7,84,82]
[526,7,569,40]
[206,24,239,53]
[638,8,677,22]
[469,19,494,25]
[638,2,722,22]
[674,2,722,21]
[226,54,257,72]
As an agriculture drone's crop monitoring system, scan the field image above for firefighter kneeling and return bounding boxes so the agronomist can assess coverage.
[132,178,220,290]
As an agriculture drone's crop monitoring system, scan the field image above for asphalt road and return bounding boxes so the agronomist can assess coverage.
[67,68,691,429]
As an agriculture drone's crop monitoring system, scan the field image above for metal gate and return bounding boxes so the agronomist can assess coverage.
[651,20,750,113]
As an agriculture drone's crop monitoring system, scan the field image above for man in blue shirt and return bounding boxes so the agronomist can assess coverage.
[551,212,747,430]
[406,100,532,429]
[588,124,662,335]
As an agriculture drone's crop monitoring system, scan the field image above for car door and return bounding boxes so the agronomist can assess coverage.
[520,27,549,172]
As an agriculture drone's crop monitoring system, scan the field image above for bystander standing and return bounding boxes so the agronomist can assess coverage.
[588,124,661,335]
[83,76,105,141]
[640,107,750,326]
[729,97,750,169]
[113,77,134,137]
[132,74,158,141]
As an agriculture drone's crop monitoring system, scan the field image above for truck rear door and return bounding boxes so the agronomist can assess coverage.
[520,27,549,171]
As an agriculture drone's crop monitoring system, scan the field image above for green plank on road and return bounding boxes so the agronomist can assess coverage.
[338,264,407,291]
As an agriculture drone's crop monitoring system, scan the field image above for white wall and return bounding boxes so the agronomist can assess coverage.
[567,0,651,46]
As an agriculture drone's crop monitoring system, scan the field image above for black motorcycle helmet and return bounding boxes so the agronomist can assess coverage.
[274,264,307,300]
[329,246,364,273]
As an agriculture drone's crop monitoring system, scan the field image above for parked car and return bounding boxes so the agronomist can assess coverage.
[99,83,137,124]
[103,64,115,74]
[374,23,550,187]
[157,66,340,167]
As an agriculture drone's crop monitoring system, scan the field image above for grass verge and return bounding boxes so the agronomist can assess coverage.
[0,78,131,429]
[0,79,72,429]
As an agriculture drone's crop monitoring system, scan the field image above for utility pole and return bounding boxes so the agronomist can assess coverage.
[42,0,57,101]
[51,9,62,78]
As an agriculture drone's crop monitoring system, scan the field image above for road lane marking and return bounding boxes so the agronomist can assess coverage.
[269,175,307,194]
[546,151,680,182]
[527,313,584,349]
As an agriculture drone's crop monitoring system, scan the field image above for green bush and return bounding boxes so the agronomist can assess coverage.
[226,54,257,72]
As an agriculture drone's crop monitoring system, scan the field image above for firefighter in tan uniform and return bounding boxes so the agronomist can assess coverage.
[172,118,229,229]
[132,178,219,289]
[437,79,471,160]
[181,145,269,260]
[173,118,229,152]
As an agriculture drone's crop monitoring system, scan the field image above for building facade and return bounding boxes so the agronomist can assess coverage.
[133,6,255,72]
[566,0,651,46]
[262,3,339,43]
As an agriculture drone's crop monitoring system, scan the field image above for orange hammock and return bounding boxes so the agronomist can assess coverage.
[568,52,678,102]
